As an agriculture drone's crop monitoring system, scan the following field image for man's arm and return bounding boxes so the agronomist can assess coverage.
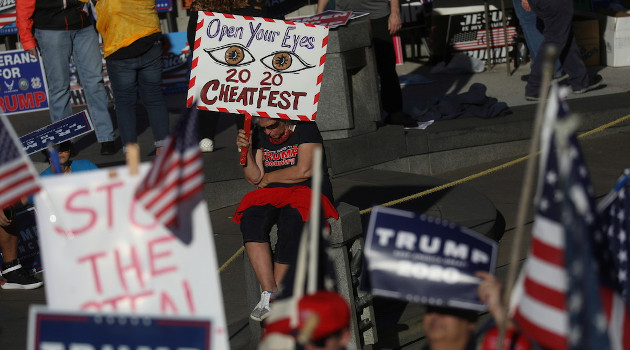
[316,0,329,14]
[16,0,38,57]
[388,0,402,35]
[522,0,531,11]
[258,143,320,188]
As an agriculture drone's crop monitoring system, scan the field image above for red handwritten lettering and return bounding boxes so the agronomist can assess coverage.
[148,235,178,277]
[96,181,124,229]
[54,189,97,236]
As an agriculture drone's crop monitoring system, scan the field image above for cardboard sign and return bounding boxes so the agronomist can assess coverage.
[0,49,49,114]
[365,206,497,311]
[34,164,228,349]
[20,110,94,155]
[28,306,212,350]
[286,11,352,29]
[446,9,517,65]
[187,12,329,121]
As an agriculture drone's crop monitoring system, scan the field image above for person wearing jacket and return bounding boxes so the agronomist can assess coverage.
[95,0,170,155]
[16,0,117,155]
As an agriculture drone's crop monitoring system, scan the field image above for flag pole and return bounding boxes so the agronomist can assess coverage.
[126,143,140,176]
[239,113,252,165]
[498,45,557,348]
[307,146,323,294]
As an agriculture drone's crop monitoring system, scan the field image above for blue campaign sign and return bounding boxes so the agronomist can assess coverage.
[28,306,212,350]
[14,207,41,275]
[0,207,42,276]
[20,110,94,155]
[162,32,189,95]
[365,206,498,311]
[156,0,173,12]
[0,49,49,114]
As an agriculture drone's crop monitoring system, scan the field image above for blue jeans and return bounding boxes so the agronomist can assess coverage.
[35,26,115,143]
[513,0,561,74]
[106,41,169,147]
[525,0,589,97]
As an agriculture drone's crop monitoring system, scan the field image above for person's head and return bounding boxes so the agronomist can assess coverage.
[422,305,478,350]
[299,291,351,350]
[41,140,73,166]
[257,118,296,142]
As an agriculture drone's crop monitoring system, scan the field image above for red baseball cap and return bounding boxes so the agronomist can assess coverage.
[299,291,351,340]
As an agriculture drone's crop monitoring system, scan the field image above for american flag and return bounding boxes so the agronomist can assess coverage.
[596,170,630,349]
[451,27,517,51]
[0,7,15,28]
[510,84,630,349]
[0,113,40,209]
[134,107,204,244]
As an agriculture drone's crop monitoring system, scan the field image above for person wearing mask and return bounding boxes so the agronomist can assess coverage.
[233,118,338,322]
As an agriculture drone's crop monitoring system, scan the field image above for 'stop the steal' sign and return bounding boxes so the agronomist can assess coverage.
[34,164,229,349]
[365,206,498,311]
[187,12,329,121]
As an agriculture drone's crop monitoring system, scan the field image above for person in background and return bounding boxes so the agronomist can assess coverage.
[261,291,352,350]
[16,0,117,155]
[0,207,43,290]
[421,304,479,350]
[39,140,97,176]
[421,272,532,350]
[234,118,337,322]
[522,0,602,101]
[512,0,562,80]
[95,0,170,155]
[316,0,417,127]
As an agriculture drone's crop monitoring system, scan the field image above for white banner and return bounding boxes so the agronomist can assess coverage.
[34,164,228,349]
[187,12,329,121]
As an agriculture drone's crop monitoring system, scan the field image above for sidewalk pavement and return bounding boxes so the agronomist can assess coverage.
[1,59,630,349]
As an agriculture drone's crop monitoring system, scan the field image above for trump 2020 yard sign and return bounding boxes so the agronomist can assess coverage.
[187,12,329,121]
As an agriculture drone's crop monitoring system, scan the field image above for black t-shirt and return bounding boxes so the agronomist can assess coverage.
[253,121,334,202]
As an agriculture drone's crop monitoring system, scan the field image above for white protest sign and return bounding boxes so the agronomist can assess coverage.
[187,12,329,121]
[34,164,228,349]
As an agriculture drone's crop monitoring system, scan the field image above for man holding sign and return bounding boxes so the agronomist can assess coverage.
[233,118,337,321]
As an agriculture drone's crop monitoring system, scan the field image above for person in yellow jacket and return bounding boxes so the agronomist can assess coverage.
[95,0,170,155]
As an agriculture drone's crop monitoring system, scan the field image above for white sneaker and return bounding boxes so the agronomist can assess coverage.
[199,138,214,153]
[250,290,273,321]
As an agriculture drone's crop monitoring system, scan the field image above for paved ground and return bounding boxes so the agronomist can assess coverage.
[1,51,630,349]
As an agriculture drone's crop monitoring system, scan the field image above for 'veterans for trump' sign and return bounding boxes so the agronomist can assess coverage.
[365,206,498,311]
[187,12,329,121]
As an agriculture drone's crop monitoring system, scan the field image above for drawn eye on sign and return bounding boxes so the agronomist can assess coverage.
[204,44,255,67]
[260,51,314,73]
